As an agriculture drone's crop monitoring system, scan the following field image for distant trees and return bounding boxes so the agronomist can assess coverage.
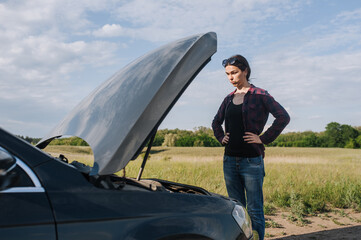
[153,127,221,147]
[48,137,89,146]
[325,122,359,148]
[16,136,41,145]
[16,136,89,146]
[17,122,361,149]
[269,122,361,149]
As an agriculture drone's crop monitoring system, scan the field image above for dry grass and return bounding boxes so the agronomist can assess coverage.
[44,145,94,165]
[43,146,361,212]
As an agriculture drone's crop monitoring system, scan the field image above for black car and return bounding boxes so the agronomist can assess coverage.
[0,32,253,240]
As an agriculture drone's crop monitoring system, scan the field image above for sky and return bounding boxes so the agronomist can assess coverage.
[1,0,361,138]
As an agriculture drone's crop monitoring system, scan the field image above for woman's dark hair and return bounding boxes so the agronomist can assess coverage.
[224,54,251,81]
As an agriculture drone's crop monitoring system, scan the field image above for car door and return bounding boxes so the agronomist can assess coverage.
[0,147,56,240]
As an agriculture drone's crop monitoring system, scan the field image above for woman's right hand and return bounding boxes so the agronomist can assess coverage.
[222,133,230,145]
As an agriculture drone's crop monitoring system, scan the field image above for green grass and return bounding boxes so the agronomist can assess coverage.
[265,219,283,228]
[264,159,361,212]
[44,146,361,214]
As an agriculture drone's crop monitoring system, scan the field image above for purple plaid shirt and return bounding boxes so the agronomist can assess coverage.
[212,84,290,157]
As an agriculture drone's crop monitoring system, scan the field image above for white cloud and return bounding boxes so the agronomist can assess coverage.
[0,0,121,103]
[333,8,361,23]
[0,1,123,137]
[93,24,125,37]
[252,8,361,103]
[0,35,118,97]
[107,0,303,43]
[1,0,361,136]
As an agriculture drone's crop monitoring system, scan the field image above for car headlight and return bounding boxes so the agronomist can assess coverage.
[232,204,253,239]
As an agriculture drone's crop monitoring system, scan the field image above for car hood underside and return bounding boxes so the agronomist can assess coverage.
[36,32,217,175]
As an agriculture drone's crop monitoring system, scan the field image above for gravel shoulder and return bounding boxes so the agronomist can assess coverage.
[264,208,361,239]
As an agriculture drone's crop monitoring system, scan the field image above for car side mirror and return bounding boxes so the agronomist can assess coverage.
[0,149,18,191]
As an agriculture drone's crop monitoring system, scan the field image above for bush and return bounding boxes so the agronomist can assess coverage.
[48,137,89,146]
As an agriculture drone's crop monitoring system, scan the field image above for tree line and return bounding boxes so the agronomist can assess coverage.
[268,122,361,148]
[18,122,361,149]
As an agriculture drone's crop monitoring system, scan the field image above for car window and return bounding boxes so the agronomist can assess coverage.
[0,146,44,193]
[12,165,34,187]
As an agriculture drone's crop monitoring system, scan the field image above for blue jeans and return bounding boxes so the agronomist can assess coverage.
[223,155,265,240]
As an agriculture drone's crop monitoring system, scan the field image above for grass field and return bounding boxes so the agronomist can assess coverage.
[44,146,361,218]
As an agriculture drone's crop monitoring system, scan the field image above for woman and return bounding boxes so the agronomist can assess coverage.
[212,55,290,240]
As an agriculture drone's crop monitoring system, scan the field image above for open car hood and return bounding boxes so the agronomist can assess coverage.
[37,32,217,175]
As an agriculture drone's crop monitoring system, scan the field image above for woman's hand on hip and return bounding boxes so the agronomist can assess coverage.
[222,133,230,145]
[244,132,262,144]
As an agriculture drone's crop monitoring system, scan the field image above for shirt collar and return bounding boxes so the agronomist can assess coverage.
[230,84,257,95]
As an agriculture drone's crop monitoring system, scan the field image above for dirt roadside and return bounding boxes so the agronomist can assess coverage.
[264,208,361,239]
